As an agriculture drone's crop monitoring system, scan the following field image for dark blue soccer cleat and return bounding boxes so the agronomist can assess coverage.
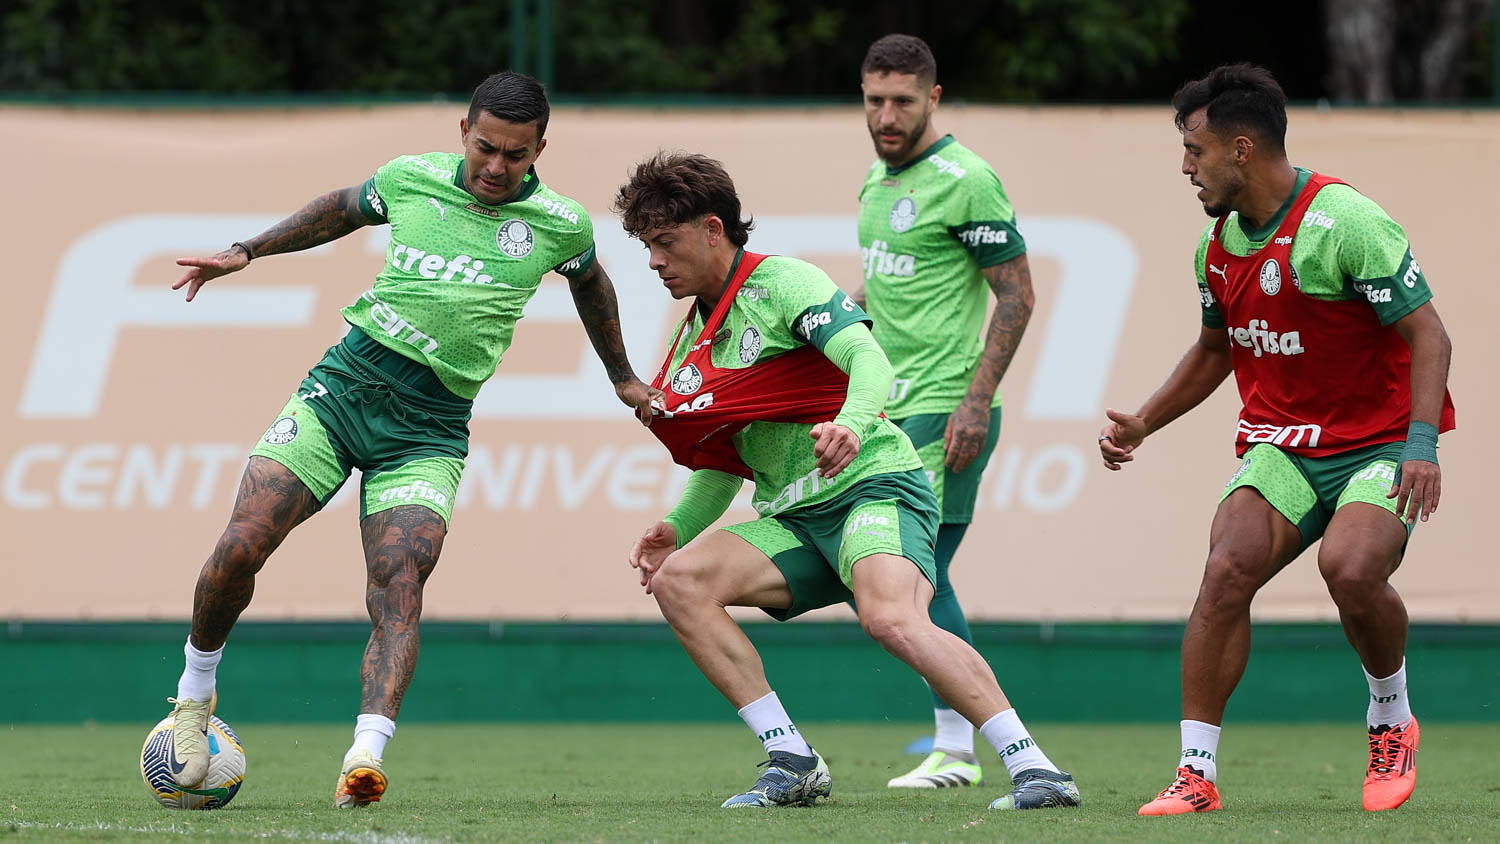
[721,749,832,808]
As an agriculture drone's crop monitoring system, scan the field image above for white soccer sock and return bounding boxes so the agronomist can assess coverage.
[345,713,396,763]
[1178,719,1221,782]
[979,709,1058,778]
[176,638,222,702]
[1365,660,1412,729]
[933,706,975,755]
[738,691,813,757]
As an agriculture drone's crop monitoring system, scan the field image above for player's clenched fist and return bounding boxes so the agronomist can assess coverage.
[629,520,678,595]
[810,422,860,478]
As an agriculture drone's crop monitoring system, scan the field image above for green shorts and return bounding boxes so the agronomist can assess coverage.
[250,328,472,525]
[1221,441,1413,554]
[894,406,1002,524]
[724,469,939,620]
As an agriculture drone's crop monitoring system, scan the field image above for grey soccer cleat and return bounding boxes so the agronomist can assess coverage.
[989,767,1082,810]
[721,749,832,808]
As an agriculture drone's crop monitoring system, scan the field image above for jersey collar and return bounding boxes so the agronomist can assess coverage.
[1235,167,1312,242]
[453,163,542,205]
[884,134,956,176]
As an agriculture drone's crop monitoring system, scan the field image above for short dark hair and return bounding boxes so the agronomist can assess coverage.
[468,71,550,140]
[614,152,754,247]
[1173,63,1287,152]
[861,34,937,87]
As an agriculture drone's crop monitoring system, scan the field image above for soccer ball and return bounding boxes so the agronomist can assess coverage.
[140,714,246,809]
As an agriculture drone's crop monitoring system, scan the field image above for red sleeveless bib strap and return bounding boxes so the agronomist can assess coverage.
[1203,172,1454,457]
[645,251,854,479]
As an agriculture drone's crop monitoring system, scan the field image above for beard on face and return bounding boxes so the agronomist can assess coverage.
[870,109,930,164]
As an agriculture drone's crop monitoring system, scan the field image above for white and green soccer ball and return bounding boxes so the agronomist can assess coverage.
[140,714,246,809]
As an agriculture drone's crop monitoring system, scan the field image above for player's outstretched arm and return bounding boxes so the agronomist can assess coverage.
[1099,323,1232,471]
[566,260,662,425]
[947,254,1037,472]
[172,184,379,301]
[1387,302,1452,522]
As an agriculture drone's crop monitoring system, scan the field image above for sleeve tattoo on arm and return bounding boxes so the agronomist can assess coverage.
[242,185,376,259]
[567,261,637,384]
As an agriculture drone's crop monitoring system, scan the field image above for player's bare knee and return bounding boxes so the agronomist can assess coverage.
[859,603,919,653]
[648,549,711,609]
[362,507,444,588]
[1199,548,1267,609]
[208,517,277,576]
[1318,549,1389,606]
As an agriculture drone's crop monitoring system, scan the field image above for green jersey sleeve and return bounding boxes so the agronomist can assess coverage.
[763,257,870,350]
[1195,223,1225,329]
[945,167,1026,268]
[1319,186,1432,325]
[358,177,389,223]
[550,209,596,279]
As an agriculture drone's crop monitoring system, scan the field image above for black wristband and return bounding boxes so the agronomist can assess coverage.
[231,241,255,261]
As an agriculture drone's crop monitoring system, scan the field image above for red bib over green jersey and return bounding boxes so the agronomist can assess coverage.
[645,251,852,479]
[1204,172,1455,457]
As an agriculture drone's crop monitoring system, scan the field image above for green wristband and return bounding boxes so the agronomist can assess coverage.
[1400,420,1439,466]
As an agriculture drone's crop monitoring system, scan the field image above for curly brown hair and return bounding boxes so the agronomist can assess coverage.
[614,152,754,247]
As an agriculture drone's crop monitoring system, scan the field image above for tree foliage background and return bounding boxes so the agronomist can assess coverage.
[1,0,1493,102]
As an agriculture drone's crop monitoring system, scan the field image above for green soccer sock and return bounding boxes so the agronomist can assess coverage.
[929,523,974,710]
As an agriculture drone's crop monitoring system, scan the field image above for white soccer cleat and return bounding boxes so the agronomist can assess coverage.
[165,693,216,788]
[888,749,984,788]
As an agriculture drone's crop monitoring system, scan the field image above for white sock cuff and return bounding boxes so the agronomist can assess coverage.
[1180,719,1221,738]
[354,713,396,737]
[1363,659,1406,684]
[737,691,777,719]
[185,638,223,664]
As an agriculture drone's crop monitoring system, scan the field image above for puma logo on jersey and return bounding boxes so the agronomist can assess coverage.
[1208,263,1228,283]
[427,198,447,221]
[1228,318,1303,358]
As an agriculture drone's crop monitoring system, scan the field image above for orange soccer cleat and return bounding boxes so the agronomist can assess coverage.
[334,750,388,809]
[1138,766,1222,816]
[1363,716,1419,811]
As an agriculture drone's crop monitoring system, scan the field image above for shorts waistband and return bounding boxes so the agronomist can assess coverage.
[339,328,468,408]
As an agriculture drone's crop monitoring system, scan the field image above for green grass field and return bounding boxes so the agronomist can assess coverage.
[3,722,1496,842]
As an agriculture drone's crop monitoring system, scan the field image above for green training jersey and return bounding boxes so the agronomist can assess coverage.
[858,135,1027,418]
[664,254,922,516]
[344,152,596,400]
[1194,168,1432,327]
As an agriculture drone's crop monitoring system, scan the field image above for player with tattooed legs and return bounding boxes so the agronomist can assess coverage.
[163,71,658,808]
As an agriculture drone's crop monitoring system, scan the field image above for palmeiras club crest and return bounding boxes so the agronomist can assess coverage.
[497,219,535,258]
[670,363,704,394]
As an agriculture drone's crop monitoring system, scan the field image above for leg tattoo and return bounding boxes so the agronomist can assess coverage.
[359,505,446,718]
[191,457,320,650]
